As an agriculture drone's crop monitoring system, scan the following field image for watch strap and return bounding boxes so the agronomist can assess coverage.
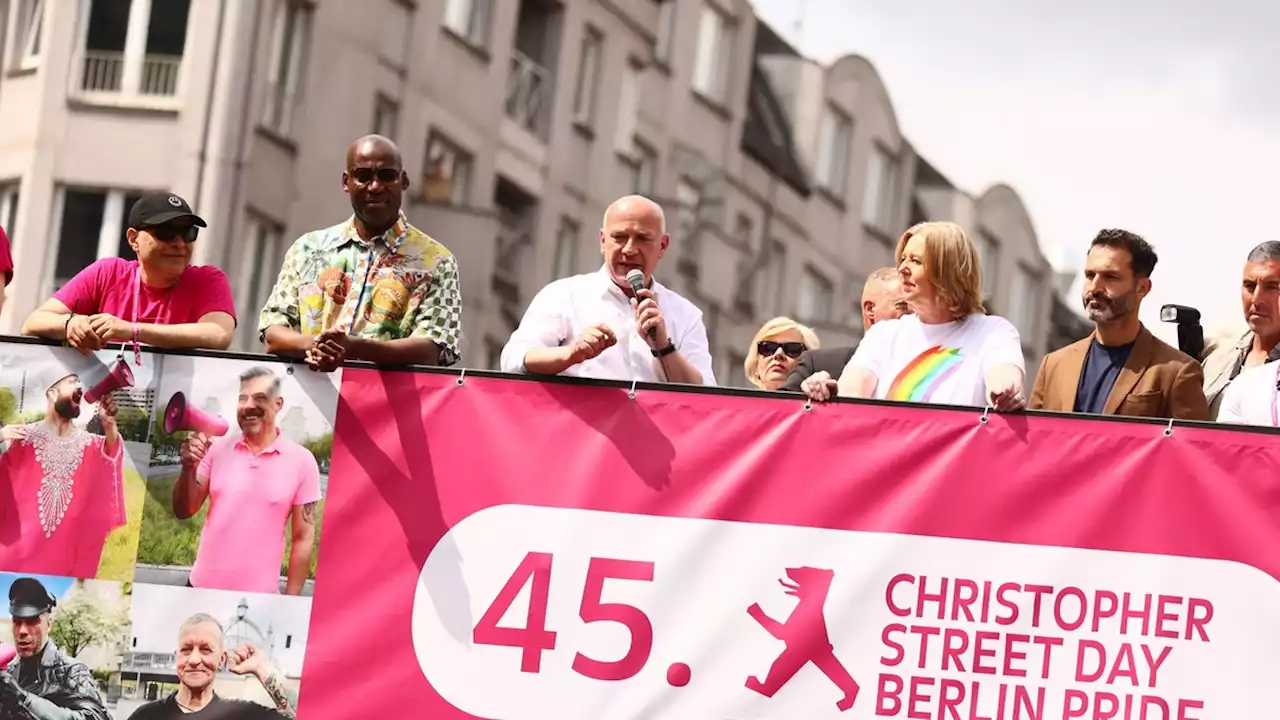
[651,341,676,358]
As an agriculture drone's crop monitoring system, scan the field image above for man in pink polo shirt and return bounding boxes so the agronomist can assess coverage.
[172,366,321,595]
[0,223,13,315]
[21,191,236,352]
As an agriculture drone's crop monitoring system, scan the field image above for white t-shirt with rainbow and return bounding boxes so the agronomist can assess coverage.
[843,313,1026,407]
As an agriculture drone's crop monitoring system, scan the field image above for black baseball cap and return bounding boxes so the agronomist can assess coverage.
[8,577,55,619]
[128,192,208,229]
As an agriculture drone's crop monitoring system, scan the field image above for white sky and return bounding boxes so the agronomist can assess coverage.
[154,354,339,439]
[752,0,1280,342]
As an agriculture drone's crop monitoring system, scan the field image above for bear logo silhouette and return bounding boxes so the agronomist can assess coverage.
[745,566,859,712]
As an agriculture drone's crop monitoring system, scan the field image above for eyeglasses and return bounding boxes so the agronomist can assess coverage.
[350,167,402,185]
[139,224,198,243]
[757,341,806,358]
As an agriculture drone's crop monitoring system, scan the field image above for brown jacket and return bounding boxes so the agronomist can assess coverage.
[1030,325,1210,420]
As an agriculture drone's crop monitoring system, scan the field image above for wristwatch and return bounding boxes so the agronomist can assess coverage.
[651,341,676,358]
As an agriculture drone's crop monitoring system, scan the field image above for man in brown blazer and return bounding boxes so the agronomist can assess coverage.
[1030,229,1209,420]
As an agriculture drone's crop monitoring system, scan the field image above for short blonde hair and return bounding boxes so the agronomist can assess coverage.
[744,317,820,389]
[895,221,984,318]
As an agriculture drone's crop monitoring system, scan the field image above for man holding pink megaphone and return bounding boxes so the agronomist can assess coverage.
[172,366,321,596]
[0,362,127,579]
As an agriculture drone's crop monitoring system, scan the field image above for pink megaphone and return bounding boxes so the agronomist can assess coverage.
[84,358,135,405]
[0,642,15,668]
[163,392,229,437]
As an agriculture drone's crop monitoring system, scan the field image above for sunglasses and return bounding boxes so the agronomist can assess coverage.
[758,341,806,358]
[350,167,402,185]
[139,224,198,243]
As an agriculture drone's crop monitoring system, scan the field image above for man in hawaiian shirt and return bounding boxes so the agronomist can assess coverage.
[258,134,463,371]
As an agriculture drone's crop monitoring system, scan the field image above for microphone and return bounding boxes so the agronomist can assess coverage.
[625,269,656,340]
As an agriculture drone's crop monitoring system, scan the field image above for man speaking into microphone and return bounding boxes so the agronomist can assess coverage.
[501,195,715,385]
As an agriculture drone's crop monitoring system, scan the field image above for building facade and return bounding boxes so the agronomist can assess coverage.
[0,0,1075,386]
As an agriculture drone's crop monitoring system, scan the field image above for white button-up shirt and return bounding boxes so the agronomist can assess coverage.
[1217,360,1279,427]
[500,266,717,385]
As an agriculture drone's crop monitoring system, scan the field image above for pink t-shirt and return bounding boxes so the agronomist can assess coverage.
[189,433,322,594]
[0,226,12,285]
[53,257,236,325]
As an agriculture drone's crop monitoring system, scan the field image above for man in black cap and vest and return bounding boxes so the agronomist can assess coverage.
[0,578,109,720]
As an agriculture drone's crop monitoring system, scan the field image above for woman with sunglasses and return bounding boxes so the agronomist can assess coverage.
[21,192,237,353]
[745,317,820,391]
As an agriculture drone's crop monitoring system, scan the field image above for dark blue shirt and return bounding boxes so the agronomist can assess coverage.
[1074,340,1135,414]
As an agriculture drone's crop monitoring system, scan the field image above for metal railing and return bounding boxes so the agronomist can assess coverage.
[505,51,548,135]
[79,52,182,96]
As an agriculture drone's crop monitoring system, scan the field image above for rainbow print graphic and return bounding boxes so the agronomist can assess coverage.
[886,345,965,402]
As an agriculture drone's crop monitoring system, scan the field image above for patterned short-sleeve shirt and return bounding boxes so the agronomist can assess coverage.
[257,213,463,365]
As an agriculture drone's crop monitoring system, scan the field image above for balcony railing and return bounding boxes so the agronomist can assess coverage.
[505,51,548,135]
[78,52,182,98]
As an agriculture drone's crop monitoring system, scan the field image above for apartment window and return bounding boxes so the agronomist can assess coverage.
[372,93,400,138]
[263,0,314,136]
[237,214,288,348]
[757,241,785,315]
[691,4,732,102]
[733,213,753,244]
[52,188,141,293]
[628,138,656,195]
[422,132,473,205]
[1008,266,1039,339]
[675,179,702,264]
[974,230,999,294]
[484,337,504,370]
[815,106,853,197]
[653,0,676,63]
[8,0,44,69]
[797,267,834,323]
[76,0,191,99]
[443,0,490,47]
[571,27,603,126]
[552,218,579,280]
[0,185,18,241]
[614,61,641,153]
[863,146,899,233]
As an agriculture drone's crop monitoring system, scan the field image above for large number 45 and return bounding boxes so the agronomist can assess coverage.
[472,552,656,681]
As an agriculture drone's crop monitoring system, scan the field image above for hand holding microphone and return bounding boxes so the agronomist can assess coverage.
[626,269,669,349]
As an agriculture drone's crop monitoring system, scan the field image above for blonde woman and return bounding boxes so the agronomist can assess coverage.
[746,317,820,391]
[803,222,1026,410]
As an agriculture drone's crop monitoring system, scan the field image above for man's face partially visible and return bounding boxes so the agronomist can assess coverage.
[11,614,50,658]
[237,375,283,437]
[176,621,225,692]
[49,376,83,420]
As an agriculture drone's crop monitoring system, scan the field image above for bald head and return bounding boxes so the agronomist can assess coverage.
[347,134,402,168]
[599,194,669,289]
[861,267,906,331]
[603,195,666,236]
[343,134,408,236]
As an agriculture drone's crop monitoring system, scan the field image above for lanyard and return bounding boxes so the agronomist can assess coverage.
[126,265,173,367]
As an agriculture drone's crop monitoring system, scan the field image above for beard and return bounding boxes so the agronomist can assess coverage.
[1083,290,1135,323]
[53,398,81,420]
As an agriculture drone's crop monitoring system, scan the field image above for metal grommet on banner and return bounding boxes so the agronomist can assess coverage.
[803,399,812,412]
[285,365,294,375]
[628,379,638,400]
[980,406,991,425]
[456,368,467,386]
[1164,418,1174,437]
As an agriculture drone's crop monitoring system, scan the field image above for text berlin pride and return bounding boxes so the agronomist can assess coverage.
[877,574,1213,719]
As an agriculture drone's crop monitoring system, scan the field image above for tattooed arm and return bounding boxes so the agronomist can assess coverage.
[258,667,299,718]
[229,644,298,718]
[285,501,317,595]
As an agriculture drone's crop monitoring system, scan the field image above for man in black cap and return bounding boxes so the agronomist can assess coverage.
[21,191,237,352]
[0,578,110,720]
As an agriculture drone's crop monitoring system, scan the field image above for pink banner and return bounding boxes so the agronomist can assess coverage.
[303,369,1280,719]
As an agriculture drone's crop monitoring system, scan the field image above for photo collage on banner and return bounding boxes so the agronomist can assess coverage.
[0,341,339,719]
